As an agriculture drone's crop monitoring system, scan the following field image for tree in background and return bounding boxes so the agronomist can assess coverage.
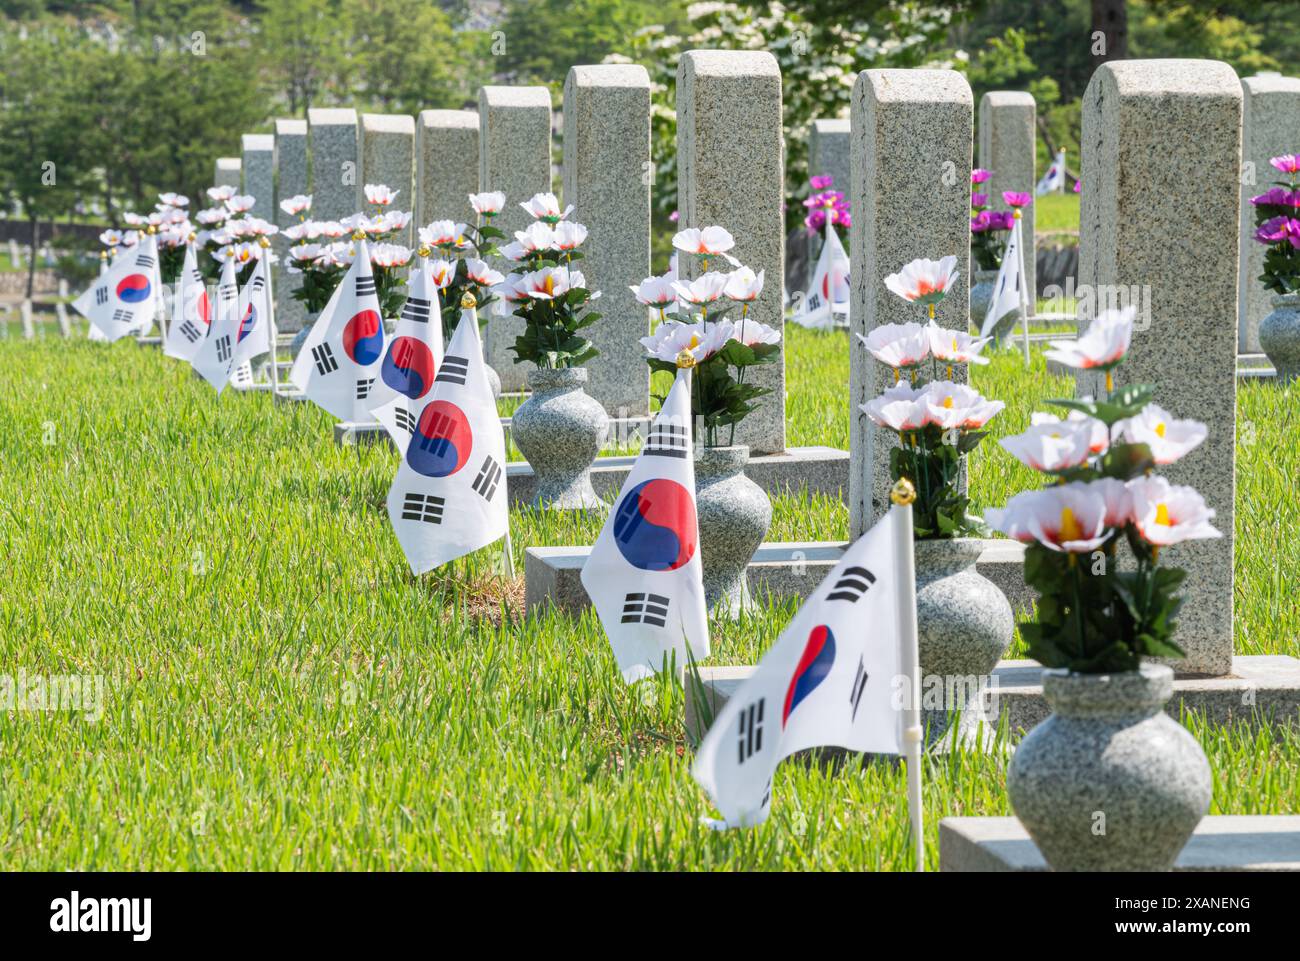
[258,0,348,115]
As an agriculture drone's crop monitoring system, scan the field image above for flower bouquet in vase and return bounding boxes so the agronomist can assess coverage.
[858,254,1012,749]
[493,193,606,511]
[1250,152,1300,380]
[989,306,1219,871]
[636,225,779,615]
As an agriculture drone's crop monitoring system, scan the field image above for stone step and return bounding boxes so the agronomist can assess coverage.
[332,415,655,450]
[940,815,1300,872]
[684,655,1300,743]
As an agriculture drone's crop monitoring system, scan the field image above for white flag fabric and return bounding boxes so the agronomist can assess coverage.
[981,217,1026,339]
[231,253,273,370]
[385,301,507,574]
[693,511,904,828]
[580,368,708,682]
[1035,149,1066,195]
[163,243,211,361]
[191,254,242,394]
[87,256,110,342]
[72,239,161,342]
[792,225,850,330]
[369,256,444,452]
[289,238,386,422]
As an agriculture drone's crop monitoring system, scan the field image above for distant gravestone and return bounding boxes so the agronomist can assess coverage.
[416,110,479,228]
[677,49,786,455]
[809,118,851,195]
[479,86,553,392]
[563,64,652,418]
[214,157,242,190]
[978,91,1037,299]
[1078,59,1241,676]
[8,238,21,268]
[1238,75,1300,353]
[20,298,34,339]
[58,278,69,299]
[273,118,310,333]
[56,300,71,337]
[240,134,275,220]
[849,69,973,534]
[308,108,361,221]
[360,113,415,245]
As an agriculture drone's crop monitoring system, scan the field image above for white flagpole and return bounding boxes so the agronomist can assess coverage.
[1015,213,1031,367]
[889,477,924,872]
[260,237,281,394]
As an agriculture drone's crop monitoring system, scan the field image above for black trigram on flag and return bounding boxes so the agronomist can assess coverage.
[355,275,377,297]
[112,308,134,325]
[400,296,431,324]
[394,407,418,436]
[435,355,468,386]
[355,377,374,400]
[219,284,238,304]
[248,275,266,295]
[737,698,765,764]
[135,253,156,270]
[621,592,670,627]
[804,291,823,312]
[312,343,338,375]
[231,363,252,386]
[826,565,877,603]
[472,455,502,501]
[215,335,232,363]
[178,320,201,343]
[95,286,109,306]
[401,491,445,524]
[644,422,689,458]
[849,654,869,722]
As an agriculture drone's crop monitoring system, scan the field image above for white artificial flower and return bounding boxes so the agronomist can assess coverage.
[723,267,764,303]
[672,271,729,308]
[922,381,1004,430]
[672,225,735,256]
[926,321,991,366]
[630,274,678,310]
[1044,306,1135,373]
[370,243,412,268]
[856,322,930,369]
[640,319,733,363]
[207,185,236,203]
[158,192,189,208]
[465,258,504,287]
[364,183,398,206]
[225,194,255,215]
[1116,402,1208,466]
[469,191,506,216]
[552,221,588,250]
[999,417,1097,473]
[520,191,573,223]
[861,381,927,432]
[1029,410,1110,456]
[429,259,456,288]
[515,266,578,300]
[986,483,1112,554]
[1126,476,1221,547]
[280,194,312,217]
[883,255,959,307]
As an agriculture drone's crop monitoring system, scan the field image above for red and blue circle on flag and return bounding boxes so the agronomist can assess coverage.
[343,309,384,365]
[116,274,152,304]
[783,625,836,727]
[381,336,436,400]
[408,400,472,477]
[611,478,697,572]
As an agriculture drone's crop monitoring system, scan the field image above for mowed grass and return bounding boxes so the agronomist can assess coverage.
[0,325,1296,870]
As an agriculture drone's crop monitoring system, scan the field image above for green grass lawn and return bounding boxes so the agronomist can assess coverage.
[1033,192,1080,235]
[0,326,1296,869]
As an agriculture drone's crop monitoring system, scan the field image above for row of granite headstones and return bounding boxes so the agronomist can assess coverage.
[504,59,1249,697]
[208,54,1251,683]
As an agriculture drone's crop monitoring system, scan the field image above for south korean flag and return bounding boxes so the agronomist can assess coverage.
[289,237,385,422]
[792,224,850,330]
[385,298,507,574]
[693,511,904,827]
[72,237,161,342]
[163,242,211,361]
[580,367,707,682]
[134,231,166,336]
[190,252,242,394]
[368,254,444,452]
[230,252,273,374]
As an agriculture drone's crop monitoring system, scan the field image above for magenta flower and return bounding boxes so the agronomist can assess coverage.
[810,175,834,190]
[1255,215,1300,248]
[1003,191,1032,208]
[971,168,992,185]
[970,211,993,233]
[669,210,679,223]
[1251,187,1300,208]
[1073,180,1081,194]
[1270,154,1300,174]
[971,192,988,208]
[805,209,827,232]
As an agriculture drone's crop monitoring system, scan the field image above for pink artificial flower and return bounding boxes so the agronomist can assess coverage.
[1271,154,1300,174]
[810,175,834,190]
[971,169,992,185]
[1002,191,1032,208]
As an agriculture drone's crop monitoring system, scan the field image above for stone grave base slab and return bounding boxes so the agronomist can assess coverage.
[940,815,1300,872]
[333,415,655,449]
[525,538,1028,617]
[135,336,162,347]
[684,655,1300,743]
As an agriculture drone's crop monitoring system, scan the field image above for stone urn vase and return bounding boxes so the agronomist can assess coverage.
[694,445,772,616]
[1008,664,1212,872]
[511,367,608,510]
[969,268,998,331]
[915,538,1014,750]
[288,310,321,357]
[1259,292,1300,383]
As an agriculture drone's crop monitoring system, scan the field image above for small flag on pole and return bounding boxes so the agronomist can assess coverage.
[385,296,507,574]
[692,503,917,841]
[163,242,210,361]
[289,237,386,422]
[792,224,850,330]
[369,254,444,451]
[580,366,708,682]
[230,252,273,373]
[980,213,1026,342]
[191,253,242,394]
[71,238,161,342]
[1035,148,1066,195]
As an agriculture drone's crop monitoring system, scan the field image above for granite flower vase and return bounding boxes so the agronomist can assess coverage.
[969,268,997,333]
[694,445,772,617]
[915,538,1013,750]
[511,367,607,510]
[1259,293,1300,383]
[288,310,320,357]
[1008,664,1212,872]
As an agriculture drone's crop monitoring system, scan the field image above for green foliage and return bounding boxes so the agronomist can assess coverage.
[510,282,601,369]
